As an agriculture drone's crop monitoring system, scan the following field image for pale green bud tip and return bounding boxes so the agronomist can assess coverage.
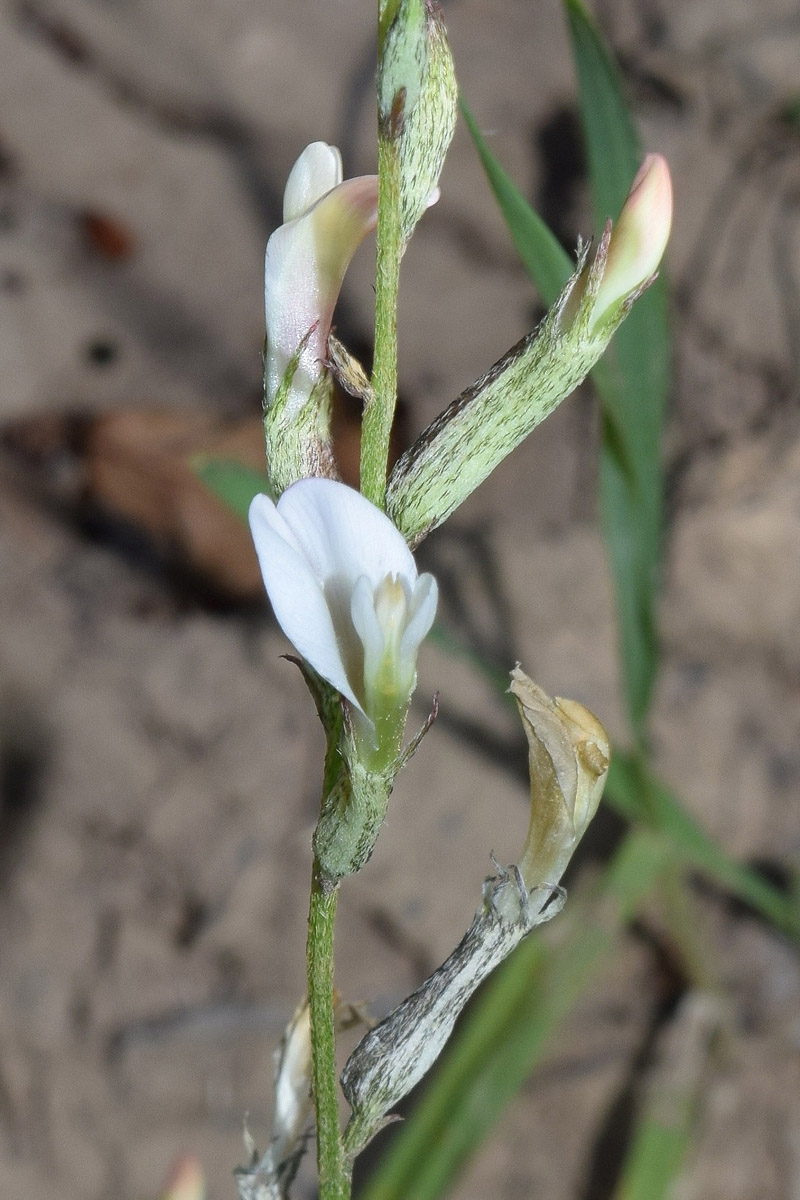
[379,0,458,246]
[510,667,610,889]
[159,1156,206,1200]
[593,153,673,321]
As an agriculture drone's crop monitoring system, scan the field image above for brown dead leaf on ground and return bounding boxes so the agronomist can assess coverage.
[1,387,395,601]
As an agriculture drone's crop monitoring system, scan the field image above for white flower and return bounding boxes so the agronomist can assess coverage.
[265,142,379,410]
[249,478,437,755]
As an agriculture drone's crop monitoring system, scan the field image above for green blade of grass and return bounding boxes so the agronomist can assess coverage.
[612,992,722,1200]
[564,0,639,227]
[606,753,800,938]
[460,99,572,304]
[564,0,671,738]
[460,98,619,403]
[615,1118,691,1200]
[361,830,672,1200]
[464,0,672,740]
[192,456,269,521]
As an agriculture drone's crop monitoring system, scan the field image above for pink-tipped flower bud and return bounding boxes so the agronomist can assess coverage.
[592,153,673,324]
[159,1156,205,1200]
[263,143,379,493]
[265,143,379,407]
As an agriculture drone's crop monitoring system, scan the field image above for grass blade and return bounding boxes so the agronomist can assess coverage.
[361,831,671,1200]
[615,1119,690,1200]
[192,456,268,521]
[460,99,571,304]
[611,993,722,1200]
[564,0,640,227]
[564,0,671,737]
[606,753,800,938]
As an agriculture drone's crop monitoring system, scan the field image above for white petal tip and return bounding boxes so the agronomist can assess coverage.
[283,142,343,222]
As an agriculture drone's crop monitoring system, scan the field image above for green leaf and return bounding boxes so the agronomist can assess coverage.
[564,0,671,737]
[362,831,671,1200]
[460,99,572,305]
[564,0,640,228]
[611,991,721,1200]
[614,1118,692,1200]
[192,456,269,522]
[463,5,672,740]
[606,753,800,939]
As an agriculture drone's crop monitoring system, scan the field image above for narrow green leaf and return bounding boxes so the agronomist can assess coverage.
[362,831,671,1200]
[612,991,721,1200]
[192,456,269,522]
[606,753,800,939]
[461,96,614,395]
[564,0,640,227]
[460,99,571,305]
[614,1120,691,1200]
[462,78,669,739]
[564,0,671,737]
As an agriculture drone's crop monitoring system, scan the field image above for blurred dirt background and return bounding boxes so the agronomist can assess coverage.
[1,1,800,1198]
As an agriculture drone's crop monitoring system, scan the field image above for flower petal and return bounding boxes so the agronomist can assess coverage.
[277,479,417,594]
[283,142,342,223]
[264,217,323,404]
[399,573,438,665]
[249,493,361,708]
[265,175,378,406]
[350,574,384,685]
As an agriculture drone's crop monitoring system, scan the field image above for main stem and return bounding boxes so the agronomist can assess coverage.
[307,863,350,1200]
[361,135,402,507]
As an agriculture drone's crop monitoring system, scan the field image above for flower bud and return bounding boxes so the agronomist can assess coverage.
[385,157,673,545]
[270,999,313,1171]
[378,0,457,248]
[263,143,378,495]
[160,1157,205,1200]
[591,153,673,326]
[235,1001,313,1199]
[510,667,610,888]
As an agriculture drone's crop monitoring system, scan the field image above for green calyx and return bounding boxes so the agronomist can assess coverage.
[263,332,337,498]
[313,750,397,885]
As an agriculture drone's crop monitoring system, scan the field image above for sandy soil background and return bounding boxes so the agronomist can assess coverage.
[1,1,799,1197]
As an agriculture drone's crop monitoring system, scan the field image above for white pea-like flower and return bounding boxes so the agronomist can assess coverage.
[249,478,437,760]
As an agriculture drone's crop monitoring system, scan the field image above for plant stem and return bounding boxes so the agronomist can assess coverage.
[361,135,402,507]
[307,863,350,1200]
